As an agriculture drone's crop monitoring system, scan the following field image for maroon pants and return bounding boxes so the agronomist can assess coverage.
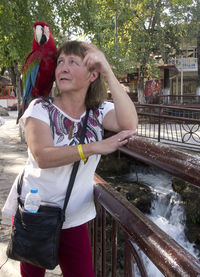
[20,223,94,277]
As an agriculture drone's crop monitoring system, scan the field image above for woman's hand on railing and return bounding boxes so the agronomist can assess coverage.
[93,130,137,155]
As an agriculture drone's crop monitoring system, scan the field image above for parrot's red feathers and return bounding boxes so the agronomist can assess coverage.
[17,21,57,123]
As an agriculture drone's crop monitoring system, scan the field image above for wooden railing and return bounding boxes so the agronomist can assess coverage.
[90,137,200,276]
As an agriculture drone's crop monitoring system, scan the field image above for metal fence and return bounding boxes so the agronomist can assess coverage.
[90,137,200,276]
[136,104,200,150]
[145,94,200,105]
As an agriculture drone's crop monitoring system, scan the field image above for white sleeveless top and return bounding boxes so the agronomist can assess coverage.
[2,98,114,229]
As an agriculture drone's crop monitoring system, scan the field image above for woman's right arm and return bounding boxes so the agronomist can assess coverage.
[25,117,81,168]
[25,117,135,169]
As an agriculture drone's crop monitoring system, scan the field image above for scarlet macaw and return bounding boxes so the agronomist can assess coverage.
[17,21,57,122]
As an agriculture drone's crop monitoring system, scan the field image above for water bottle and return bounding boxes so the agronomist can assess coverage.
[24,188,41,213]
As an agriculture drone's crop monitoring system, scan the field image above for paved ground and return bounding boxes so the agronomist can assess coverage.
[0,111,62,276]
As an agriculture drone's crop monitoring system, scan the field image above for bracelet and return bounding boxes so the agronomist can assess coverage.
[77,144,87,162]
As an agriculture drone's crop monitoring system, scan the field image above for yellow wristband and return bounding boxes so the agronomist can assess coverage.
[77,144,87,162]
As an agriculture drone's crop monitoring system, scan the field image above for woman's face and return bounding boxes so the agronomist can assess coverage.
[55,52,92,94]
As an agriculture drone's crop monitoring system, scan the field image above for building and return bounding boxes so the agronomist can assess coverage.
[158,46,198,105]
[0,76,17,109]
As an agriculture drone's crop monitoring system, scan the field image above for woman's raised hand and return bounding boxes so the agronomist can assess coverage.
[81,42,112,80]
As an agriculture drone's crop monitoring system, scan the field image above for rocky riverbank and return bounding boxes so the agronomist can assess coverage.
[96,152,200,257]
[172,177,200,254]
[96,153,155,214]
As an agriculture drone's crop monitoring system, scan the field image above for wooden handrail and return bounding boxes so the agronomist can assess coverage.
[93,175,200,276]
[124,136,200,188]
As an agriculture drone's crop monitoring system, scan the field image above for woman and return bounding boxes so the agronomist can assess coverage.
[3,41,138,276]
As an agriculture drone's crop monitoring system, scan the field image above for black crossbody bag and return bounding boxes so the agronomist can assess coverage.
[6,109,89,269]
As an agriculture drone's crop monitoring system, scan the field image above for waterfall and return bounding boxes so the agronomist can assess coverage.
[124,164,199,276]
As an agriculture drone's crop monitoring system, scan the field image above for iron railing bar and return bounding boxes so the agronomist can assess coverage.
[101,207,106,277]
[158,107,161,142]
[138,131,199,147]
[124,233,133,277]
[127,239,148,277]
[149,121,152,138]
[165,123,170,140]
[137,112,200,123]
[93,217,98,276]
[169,123,174,141]
[174,123,179,142]
[136,103,200,112]
[111,219,118,277]
[144,121,147,138]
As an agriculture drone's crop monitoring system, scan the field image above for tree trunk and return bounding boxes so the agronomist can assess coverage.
[137,65,146,104]
[8,67,17,88]
[13,63,25,141]
[13,63,22,111]
[137,76,145,104]
[163,68,170,104]
[0,67,6,76]
[8,65,23,107]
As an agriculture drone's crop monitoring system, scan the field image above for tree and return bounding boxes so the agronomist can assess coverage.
[0,0,61,107]
[0,0,196,104]
[187,0,200,96]
[64,0,193,103]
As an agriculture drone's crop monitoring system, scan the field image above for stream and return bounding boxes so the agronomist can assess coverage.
[123,163,199,276]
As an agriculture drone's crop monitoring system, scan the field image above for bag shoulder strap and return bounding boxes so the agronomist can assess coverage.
[41,97,55,138]
[62,109,89,212]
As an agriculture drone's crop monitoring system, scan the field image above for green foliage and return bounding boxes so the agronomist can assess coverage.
[0,0,61,71]
[0,0,198,89]
[58,0,195,78]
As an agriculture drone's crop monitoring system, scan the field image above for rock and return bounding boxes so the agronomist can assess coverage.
[96,151,132,177]
[115,181,154,214]
[172,177,200,253]
[96,153,155,214]
[0,106,9,116]
[172,177,188,193]
[185,223,200,254]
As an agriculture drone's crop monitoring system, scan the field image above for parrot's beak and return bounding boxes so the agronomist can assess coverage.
[40,33,47,45]
[35,25,47,45]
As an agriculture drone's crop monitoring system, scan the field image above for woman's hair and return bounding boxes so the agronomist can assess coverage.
[55,40,107,109]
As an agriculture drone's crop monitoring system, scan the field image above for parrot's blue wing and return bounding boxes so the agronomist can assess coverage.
[16,54,41,123]
[23,63,40,102]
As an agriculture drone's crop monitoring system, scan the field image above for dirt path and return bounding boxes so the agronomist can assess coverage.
[0,112,61,276]
[0,112,27,223]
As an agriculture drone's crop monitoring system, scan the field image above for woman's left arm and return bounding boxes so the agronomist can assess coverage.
[82,42,138,132]
[102,70,138,132]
